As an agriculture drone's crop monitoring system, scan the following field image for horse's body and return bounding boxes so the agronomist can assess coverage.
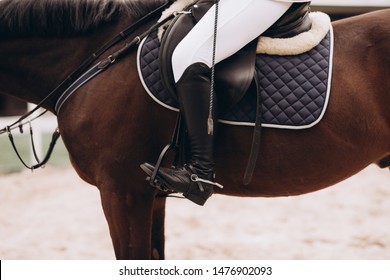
[0,0,389,259]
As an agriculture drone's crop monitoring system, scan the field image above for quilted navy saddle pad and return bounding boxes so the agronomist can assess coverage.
[137,27,334,129]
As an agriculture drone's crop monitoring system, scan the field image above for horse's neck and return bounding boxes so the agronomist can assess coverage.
[0,20,131,111]
[0,38,82,106]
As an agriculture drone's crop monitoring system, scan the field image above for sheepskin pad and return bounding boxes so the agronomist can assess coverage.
[158,0,331,55]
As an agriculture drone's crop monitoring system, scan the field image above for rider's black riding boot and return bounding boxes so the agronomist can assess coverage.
[141,62,222,206]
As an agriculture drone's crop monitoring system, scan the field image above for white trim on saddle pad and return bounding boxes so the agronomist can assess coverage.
[220,23,334,130]
[136,42,180,113]
[220,24,334,130]
[137,14,334,130]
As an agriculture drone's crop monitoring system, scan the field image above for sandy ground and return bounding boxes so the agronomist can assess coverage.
[0,165,389,260]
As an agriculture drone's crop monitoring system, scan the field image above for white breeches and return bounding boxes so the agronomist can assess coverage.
[172,0,293,82]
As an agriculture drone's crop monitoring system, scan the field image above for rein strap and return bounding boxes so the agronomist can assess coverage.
[0,0,175,170]
[56,9,176,113]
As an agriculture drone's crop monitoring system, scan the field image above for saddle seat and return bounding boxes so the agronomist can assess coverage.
[159,0,312,109]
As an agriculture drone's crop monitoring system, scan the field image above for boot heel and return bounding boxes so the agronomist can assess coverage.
[184,193,207,206]
[184,187,213,206]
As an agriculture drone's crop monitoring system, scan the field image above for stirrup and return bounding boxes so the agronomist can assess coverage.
[148,144,174,189]
[147,113,185,188]
[140,163,214,206]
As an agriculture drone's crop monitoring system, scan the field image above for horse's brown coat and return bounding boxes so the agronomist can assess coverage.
[0,2,389,259]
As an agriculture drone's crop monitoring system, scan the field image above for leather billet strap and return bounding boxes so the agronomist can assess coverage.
[243,77,262,185]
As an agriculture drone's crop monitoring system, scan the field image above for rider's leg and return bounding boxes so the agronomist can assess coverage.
[142,0,293,205]
[172,0,293,82]
[142,62,218,206]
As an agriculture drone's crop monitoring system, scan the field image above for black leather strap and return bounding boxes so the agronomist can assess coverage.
[243,77,262,185]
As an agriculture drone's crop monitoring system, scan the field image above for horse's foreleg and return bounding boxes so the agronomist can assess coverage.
[99,189,155,259]
[151,196,167,260]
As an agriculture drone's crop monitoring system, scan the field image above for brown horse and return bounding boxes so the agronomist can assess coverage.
[0,0,389,259]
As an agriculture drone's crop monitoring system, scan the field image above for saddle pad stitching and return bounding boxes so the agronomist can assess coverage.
[253,24,333,130]
[137,23,334,130]
[136,42,179,113]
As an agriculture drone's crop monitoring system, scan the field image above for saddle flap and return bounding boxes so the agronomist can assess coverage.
[215,39,257,109]
[159,0,256,108]
[158,0,313,109]
[159,13,195,101]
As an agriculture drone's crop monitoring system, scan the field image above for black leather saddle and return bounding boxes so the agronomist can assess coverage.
[159,0,312,109]
[155,0,312,185]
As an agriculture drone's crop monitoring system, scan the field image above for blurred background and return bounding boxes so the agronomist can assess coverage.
[311,0,390,19]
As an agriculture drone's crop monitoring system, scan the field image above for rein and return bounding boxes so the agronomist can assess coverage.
[0,0,175,170]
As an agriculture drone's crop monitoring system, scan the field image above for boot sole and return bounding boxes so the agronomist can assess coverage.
[140,163,174,193]
[140,163,210,206]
